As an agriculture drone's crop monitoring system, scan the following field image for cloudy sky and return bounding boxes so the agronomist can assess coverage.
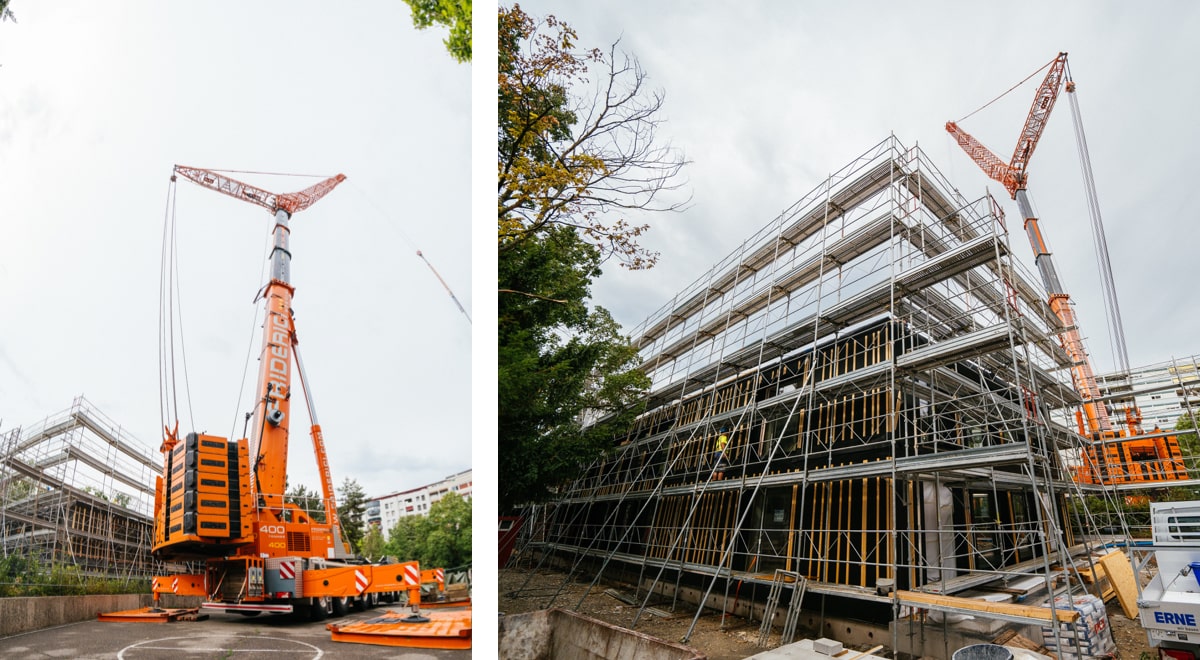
[0,2,471,501]
[514,1,1200,377]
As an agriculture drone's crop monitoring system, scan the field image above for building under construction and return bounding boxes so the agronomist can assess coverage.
[0,397,162,580]
[512,137,1193,653]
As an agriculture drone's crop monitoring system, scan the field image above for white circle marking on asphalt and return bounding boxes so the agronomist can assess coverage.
[116,635,323,660]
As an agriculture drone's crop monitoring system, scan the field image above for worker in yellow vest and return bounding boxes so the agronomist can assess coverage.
[713,427,730,481]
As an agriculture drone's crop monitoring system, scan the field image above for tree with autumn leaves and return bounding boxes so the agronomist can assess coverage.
[498,5,687,510]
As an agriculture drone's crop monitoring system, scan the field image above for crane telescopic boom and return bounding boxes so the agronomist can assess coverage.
[945,53,1187,486]
[945,53,1114,436]
[162,166,349,552]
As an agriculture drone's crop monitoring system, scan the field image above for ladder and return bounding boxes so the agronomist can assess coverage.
[757,569,807,647]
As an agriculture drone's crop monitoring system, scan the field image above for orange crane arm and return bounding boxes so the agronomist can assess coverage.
[944,52,1115,438]
[945,52,1069,200]
[945,121,1019,197]
[1009,53,1069,190]
[173,166,346,214]
[173,164,349,536]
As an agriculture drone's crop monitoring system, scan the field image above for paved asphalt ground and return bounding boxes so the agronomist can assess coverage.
[0,607,472,659]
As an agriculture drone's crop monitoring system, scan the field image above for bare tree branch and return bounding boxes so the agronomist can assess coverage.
[498,7,690,271]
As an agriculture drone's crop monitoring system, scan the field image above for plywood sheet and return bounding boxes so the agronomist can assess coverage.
[1096,550,1139,619]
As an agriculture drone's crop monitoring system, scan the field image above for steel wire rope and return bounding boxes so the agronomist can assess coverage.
[954,55,1057,125]
[1064,67,1130,377]
[206,168,330,179]
[158,179,176,435]
[169,187,197,432]
[228,218,274,443]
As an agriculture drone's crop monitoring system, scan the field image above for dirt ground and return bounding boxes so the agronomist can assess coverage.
[500,567,1155,660]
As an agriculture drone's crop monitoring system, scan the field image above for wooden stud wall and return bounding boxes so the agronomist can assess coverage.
[798,476,893,588]
[551,313,1078,596]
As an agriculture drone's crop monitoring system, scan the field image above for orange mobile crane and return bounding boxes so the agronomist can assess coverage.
[139,167,429,621]
[947,53,1186,487]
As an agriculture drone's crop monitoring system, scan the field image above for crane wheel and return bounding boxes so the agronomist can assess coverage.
[308,596,331,622]
[332,596,349,617]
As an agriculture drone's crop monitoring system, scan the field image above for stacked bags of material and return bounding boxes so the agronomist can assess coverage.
[1039,594,1116,659]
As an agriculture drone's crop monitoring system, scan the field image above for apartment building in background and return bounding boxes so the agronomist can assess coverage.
[364,468,472,532]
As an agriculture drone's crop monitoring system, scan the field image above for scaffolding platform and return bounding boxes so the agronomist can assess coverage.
[97,607,204,623]
[1,397,161,581]
[327,608,472,649]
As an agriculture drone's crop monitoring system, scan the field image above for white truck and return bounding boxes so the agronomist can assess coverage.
[1138,501,1200,659]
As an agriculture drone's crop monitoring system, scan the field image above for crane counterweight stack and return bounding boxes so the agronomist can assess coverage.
[946,53,1187,487]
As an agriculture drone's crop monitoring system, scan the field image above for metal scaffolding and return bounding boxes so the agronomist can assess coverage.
[511,136,1139,652]
[0,396,162,580]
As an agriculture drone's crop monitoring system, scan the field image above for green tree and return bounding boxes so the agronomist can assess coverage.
[385,514,430,562]
[497,5,679,511]
[423,492,471,568]
[336,477,368,552]
[383,493,471,568]
[1176,412,1200,458]
[4,477,36,501]
[499,227,649,509]
[285,482,325,523]
[360,525,386,560]
[403,0,471,63]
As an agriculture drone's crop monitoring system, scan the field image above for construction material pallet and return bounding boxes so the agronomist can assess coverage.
[97,607,204,623]
[327,608,471,649]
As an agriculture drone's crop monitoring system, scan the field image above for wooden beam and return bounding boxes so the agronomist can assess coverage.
[896,590,1079,623]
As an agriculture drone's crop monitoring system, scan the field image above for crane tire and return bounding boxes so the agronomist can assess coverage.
[332,596,349,617]
[309,596,331,622]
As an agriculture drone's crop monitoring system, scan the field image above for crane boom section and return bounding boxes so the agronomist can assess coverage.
[945,122,1019,196]
[252,246,296,509]
[945,53,1115,438]
[173,167,346,214]
[1010,53,1069,189]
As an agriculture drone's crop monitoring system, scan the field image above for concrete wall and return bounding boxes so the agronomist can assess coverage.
[0,593,203,638]
[500,609,706,660]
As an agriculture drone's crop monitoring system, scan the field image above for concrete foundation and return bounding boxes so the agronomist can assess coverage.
[643,579,892,649]
[889,617,1041,659]
[499,608,706,660]
[0,593,203,638]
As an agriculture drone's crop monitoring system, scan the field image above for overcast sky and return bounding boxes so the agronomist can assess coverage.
[0,2,471,501]
[514,1,1200,378]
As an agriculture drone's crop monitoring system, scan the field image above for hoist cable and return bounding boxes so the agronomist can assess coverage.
[1065,72,1131,376]
[956,55,1057,125]
[229,217,275,442]
[170,192,196,432]
[206,168,330,179]
[158,179,175,434]
[168,184,179,428]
